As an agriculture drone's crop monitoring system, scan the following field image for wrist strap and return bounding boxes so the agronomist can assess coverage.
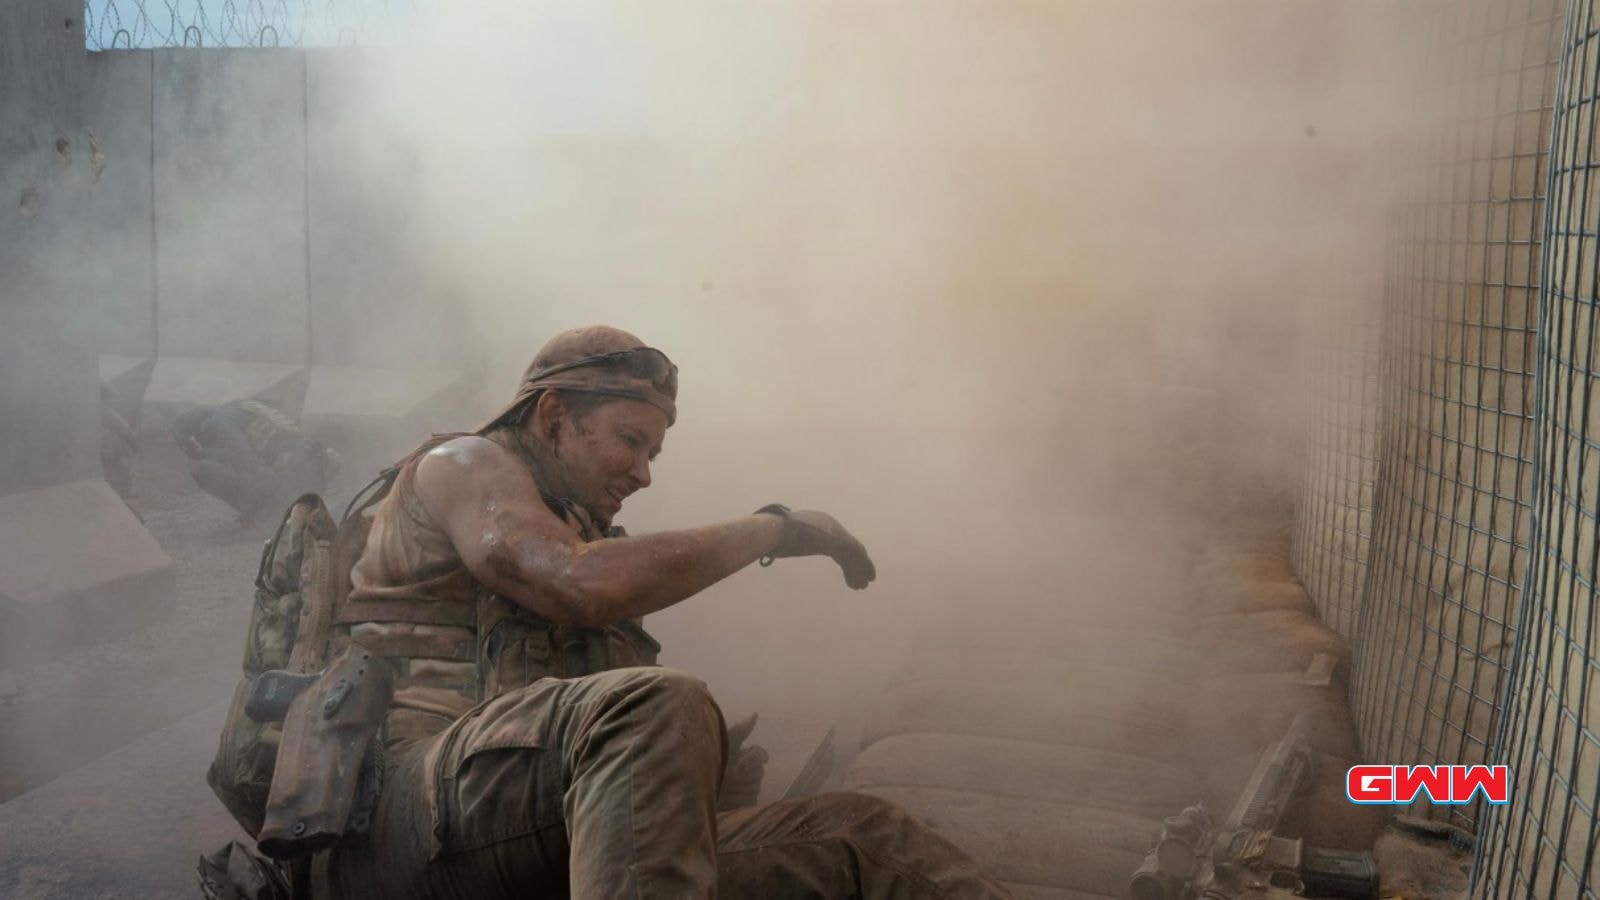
[754,504,791,566]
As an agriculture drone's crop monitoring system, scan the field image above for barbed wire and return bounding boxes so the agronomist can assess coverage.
[83,0,415,50]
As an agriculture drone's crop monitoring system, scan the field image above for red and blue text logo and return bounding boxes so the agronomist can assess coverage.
[1345,765,1509,805]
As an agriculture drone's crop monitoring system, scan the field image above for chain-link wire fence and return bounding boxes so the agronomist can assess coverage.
[1472,2,1600,894]
[82,0,414,50]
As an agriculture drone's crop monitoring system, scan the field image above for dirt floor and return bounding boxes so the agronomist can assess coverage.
[0,436,281,802]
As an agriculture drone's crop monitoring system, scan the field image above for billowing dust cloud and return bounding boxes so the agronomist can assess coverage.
[303,1,1412,719]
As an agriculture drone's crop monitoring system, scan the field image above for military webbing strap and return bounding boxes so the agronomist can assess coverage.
[281,495,339,676]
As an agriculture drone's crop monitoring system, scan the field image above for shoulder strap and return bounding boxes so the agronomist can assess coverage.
[341,432,471,523]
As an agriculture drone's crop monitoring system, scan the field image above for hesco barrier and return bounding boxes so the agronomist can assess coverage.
[1292,295,1381,645]
[1295,0,1600,896]
[1358,0,1561,836]
[1476,2,1600,895]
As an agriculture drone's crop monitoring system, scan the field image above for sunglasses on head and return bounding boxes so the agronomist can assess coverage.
[535,347,678,397]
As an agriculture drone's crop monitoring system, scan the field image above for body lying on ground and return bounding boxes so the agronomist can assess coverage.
[172,400,340,522]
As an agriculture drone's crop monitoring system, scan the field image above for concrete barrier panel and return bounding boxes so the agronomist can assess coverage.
[0,0,100,496]
[302,363,465,420]
[141,355,305,415]
[0,479,173,662]
[152,49,308,363]
[84,51,157,359]
[305,53,465,368]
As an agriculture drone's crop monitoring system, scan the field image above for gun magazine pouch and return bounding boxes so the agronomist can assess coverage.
[257,642,393,859]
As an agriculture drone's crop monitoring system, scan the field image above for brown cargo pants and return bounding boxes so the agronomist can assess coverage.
[316,667,1010,900]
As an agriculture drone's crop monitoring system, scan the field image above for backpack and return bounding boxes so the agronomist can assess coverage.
[206,493,341,837]
[205,446,407,838]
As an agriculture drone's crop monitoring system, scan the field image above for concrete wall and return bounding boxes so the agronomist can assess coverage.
[0,0,101,495]
[154,49,310,363]
[306,52,457,369]
[83,51,155,358]
[82,48,464,372]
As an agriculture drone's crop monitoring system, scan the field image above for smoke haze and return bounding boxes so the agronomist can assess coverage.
[289,1,1413,716]
[2,1,1424,775]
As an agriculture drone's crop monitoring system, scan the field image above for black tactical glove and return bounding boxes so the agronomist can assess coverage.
[718,712,768,811]
[755,504,877,589]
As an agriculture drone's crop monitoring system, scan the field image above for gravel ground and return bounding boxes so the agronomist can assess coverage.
[0,435,273,802]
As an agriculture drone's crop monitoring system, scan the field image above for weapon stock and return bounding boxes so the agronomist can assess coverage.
[1130,711,1378,900]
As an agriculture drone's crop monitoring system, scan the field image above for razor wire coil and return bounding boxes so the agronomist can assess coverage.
[82,0,413,50]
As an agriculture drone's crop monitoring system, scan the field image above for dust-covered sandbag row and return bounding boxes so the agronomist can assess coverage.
[860,676,1187,766]
[844,732,1198,819]
[844,537,1217,897]
[1183,538,1388,851]
[856,785,1157,898]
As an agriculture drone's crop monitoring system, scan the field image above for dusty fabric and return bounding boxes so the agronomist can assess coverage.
[317,667,1010,900]
[182,404,326,518]
[210,494,341,839]
[339,447,658,726]
[316,352,1004,898]
[341,448,483,722]
[198,841,292,900]
[475,325,679,432]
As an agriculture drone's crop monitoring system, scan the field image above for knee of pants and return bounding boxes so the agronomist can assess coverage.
[627,666,721,720]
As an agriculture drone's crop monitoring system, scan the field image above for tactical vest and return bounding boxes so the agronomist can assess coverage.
[332,434,660,733]
[231,400,305,459]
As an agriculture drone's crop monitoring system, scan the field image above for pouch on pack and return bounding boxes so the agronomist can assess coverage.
[206,493,340,837]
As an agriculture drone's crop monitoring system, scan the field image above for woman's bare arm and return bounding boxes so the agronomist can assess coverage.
[413,435,785,627]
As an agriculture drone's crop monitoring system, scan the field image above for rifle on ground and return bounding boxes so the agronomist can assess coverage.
[1130,711,1379,900]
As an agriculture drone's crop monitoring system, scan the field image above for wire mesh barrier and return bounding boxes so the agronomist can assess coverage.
[1341,0,1563,835]
[82,0,414,50]
[1296,0,1600,891]
[1472,3,1600,894]
[1292,293,1383,644]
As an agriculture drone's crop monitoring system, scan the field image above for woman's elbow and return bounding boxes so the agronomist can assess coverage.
[537,573,622,629]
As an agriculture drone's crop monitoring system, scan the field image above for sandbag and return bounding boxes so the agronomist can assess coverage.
[1195,609,1349,674]
[1195,551,1294,585]
[1185,671,1361,764]
[1200,579,1316,617]
[887,650,1197,696]
[859,785,1157,898]
[844,732,1201,819]
[911,621,1197,667]
[860,677,1185,765]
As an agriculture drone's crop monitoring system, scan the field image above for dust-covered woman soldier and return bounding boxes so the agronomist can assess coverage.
[304,325,1010,899]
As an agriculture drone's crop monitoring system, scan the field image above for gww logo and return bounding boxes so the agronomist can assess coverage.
[1345,765,1509,805]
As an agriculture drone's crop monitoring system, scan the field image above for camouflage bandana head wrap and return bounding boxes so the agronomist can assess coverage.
[476,325,679,433]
